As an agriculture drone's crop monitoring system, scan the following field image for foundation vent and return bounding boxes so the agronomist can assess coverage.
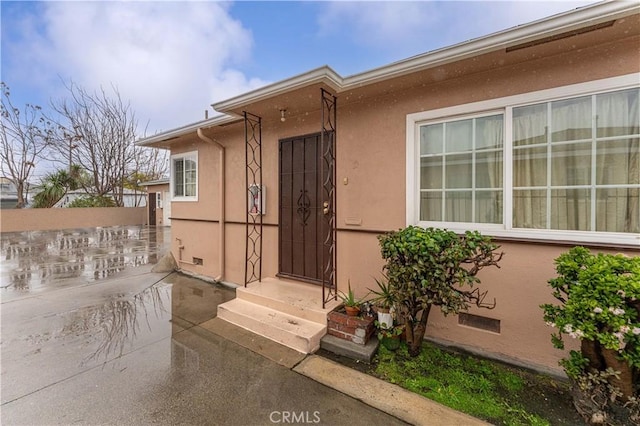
[192,257,203,266]
[458,313,501,334]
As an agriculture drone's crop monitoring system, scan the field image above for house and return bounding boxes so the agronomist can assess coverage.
[141,179,171,227]
[54,188,147,208]
[138,1,639,374]
[0,177,19,209]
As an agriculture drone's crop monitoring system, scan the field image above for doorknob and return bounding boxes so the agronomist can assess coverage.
[323,201,330,215]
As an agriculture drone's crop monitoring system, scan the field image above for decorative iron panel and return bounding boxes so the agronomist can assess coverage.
[244,112,262,286]
[321,89,337,308]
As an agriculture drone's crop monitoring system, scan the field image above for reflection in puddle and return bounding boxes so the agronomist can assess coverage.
[63,282,171,364]
[0,226,169,294]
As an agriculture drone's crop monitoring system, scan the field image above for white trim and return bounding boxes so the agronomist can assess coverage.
[212,66,343,112]
[407,74,640,124]
[136,114,239,147]
[170,150,198,202]
[406,74,640,246]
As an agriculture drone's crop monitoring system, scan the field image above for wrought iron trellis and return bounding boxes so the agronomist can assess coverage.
[321,89,337,308]
[244,112,263,286]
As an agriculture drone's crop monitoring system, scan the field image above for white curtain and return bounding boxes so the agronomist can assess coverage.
[595,90,639,233]
[513,89,639,233]
[420,116,503,223]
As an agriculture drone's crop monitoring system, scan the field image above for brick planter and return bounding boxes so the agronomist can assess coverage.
[327,306,375,345]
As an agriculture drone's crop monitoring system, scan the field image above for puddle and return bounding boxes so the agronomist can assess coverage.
[0,226,170,294]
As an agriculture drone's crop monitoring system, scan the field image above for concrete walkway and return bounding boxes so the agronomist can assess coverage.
[204,317,487,426]
[1,227,488,425]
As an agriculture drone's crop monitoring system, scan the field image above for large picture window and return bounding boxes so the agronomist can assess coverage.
[408,75,639,245]
[171,151,198,201]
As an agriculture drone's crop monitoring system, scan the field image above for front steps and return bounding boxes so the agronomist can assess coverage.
[217,277,340,353]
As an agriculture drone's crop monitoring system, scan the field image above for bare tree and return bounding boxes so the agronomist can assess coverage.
[0,82,55,208]
[51,82,137,207]
[125,146,169,206]
[133,146,169,182]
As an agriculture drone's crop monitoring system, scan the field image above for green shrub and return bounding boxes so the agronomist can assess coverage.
[541,247,640,423]
[378,226,503,356]
[67,195,116,208]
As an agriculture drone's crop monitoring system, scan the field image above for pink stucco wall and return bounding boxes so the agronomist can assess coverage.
[159,17,640,373]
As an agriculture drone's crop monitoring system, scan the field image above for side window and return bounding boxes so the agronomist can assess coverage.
[171,151,198,201]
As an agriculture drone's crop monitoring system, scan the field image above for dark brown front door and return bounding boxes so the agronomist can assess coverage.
[279,133,329,283]
[149,192,156,226]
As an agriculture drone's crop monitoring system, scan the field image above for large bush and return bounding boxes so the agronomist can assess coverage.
[378,226,503,357]
[542,247,639,424]
[67,195,116,208]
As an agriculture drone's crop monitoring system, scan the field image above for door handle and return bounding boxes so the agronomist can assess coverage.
[323,201,330,215]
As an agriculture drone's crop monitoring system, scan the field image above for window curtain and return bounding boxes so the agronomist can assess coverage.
[475,116,503,223]
[513,89,639,233]
[595,90,639,233]
[420,116,502,224]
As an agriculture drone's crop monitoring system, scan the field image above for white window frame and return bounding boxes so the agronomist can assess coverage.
[171,151,198,202]
[406,73,640,246]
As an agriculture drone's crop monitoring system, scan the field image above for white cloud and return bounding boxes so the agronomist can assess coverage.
[5,1,269,134]
[317,1,596,59]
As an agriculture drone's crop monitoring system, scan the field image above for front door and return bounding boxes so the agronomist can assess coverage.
[279,133,329,283]
[148,192,156,226]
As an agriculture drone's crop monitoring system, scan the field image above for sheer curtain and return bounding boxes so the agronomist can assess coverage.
[420,116,502,224]
[595,89,639,233]
[513,104,548,229]
[513,88,639,233]
[475,115,503,223]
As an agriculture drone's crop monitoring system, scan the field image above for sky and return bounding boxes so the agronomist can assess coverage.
[2,0,596,177]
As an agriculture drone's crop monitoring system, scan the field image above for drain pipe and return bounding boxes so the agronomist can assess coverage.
[197,128,225,282]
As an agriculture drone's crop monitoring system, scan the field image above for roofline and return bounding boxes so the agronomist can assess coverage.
[213,1,638,113]
[138,1,638,145]
[341,0,638,87]
[136,114,240,146]
[211,65,343,112]
[140,179,170,186]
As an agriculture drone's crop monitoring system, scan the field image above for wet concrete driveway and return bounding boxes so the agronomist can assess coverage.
[1,227,405,425]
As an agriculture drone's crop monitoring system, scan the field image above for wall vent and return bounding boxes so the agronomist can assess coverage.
[192,257,203,265]
[458,313,501,334]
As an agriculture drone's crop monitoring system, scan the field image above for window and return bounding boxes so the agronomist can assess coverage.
[171,151,198,201]
[420,114,503,224]
[407,74,639,245]
[513,90,639,233]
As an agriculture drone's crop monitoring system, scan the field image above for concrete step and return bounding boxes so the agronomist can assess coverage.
[217,298,327,353]
[237,277,340,325]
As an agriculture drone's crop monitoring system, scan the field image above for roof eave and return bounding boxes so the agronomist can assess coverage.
[342,1,639,88]
[212,65,343,113]
[136,114,239,147]
[214,1,639,107]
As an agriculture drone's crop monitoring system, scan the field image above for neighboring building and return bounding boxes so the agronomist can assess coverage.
[0,177,19,209]
[54,189,147,208]
[138,2,640,374]
[141,179,171,227]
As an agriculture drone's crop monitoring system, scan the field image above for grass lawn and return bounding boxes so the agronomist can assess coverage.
[320,341,584,425]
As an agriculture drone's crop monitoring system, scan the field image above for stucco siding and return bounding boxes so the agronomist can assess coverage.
[159,19,640,372]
